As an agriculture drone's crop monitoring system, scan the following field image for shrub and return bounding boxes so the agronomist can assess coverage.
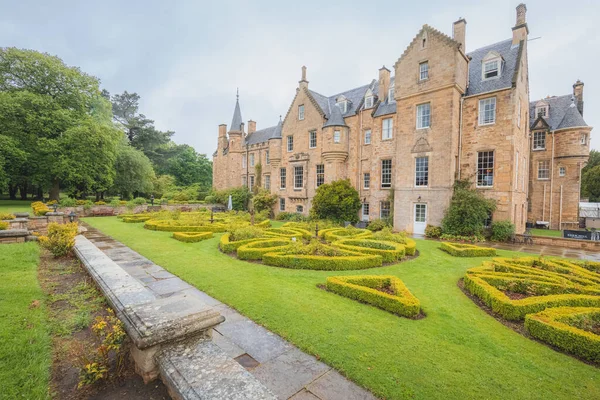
[38,222,78,257]
[439,233,485,243]
[94,201,107,205]
[366,219,391,232]
[172,232,213,243]
[132,197,147,205]
[371,228,417,256]
[320,227,372,242]
[442,179,496,237]
[204,195,216,204]
[59,198,77,207]
[490,220,516,242]
[47,200,58,205]
[275,212,310,222]
[76,200,91,206]
[310,179,361,223]
[263,250,382,271]
[212,187,252,211]
[425,225,442,238]
[236,239,292,260]
[326,275,421,318]
[0,212,15,220]
[525,307,600,363]
[121,215,151,223]
[252,190,277,214]
[109,198,121,207]
[332,239,405,263]
[440,242,496,257]
[31,201,51,216]
[229,226,268,242]
[0,221,8,230]
[219,233,265,253]
[264,227,312,240]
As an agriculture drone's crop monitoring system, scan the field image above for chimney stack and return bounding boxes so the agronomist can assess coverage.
[512,3,529,45]
[453,18,467,52]
[240,122,245,137]
[378,66,391,103]
[218,124,227,150]
[248,120,256,135]
[573,80,584,116]
[299,65,308,88]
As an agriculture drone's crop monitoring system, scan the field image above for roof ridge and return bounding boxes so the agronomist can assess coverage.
[395,25,461,68]
[467,38,512,55]
[529,93,573,104]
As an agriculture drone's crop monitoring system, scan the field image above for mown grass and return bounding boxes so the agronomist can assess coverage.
[84,217,600,400]
[0,243,51,399]
[0,199,33,214]
[531,228,563,238]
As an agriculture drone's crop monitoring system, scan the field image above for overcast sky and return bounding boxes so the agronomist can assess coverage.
[1,0,598,153]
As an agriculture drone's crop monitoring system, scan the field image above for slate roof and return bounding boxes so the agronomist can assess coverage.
[529,94,588,130]
[245,120,282,145]
[230,98,243,131]
[466,39,521,96]
[373,77,396,117]
[308,81,375,126]
[323,101,348,127]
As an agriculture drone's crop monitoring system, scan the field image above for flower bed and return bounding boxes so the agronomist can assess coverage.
[236,239,292,260]
[172,232,213,243]
[524,306,600,363]
[440,242,497,257]
[325,275,420,318]
[332,239,406,263]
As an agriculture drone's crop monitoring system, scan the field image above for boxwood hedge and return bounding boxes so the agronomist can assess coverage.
[440,242,497,257]
[172,232,213,243]
[262,247,382,270]
[332,239,405,263]
[236,239,292,260]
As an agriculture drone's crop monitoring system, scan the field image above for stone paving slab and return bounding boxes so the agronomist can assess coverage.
[307,370,377,400]
[289,389,321,400]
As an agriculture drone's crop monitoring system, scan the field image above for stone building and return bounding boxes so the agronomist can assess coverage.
[212,4,592,234]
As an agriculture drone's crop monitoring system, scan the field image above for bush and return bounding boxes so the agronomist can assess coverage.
[371,228,417,256]
[326,275,421,318]
[59,198,77,207]
[0,221,8,230]
[442,180,496,237]
[132,197,147,205]
[229,226,268,242]
[204,195,216,204]
[252,190,278,214]
[109,198,121,207]
[319,227,372,242]
[440,233,485,243]
[264,227,312,240]
[172,232,213,243]
[31,201,50,216]
[219,233,266,253]
[332,239,405,263]
[262,250,382,271]
[525,307,600,363]
[310,179,361,223]
[275,212,310,222]
[236,239,292,260]
[212,187,252,211]
[490,220,515,242]
[0,212,15,220]
[439,242,496,257]
[425,225,442,238]
[38,222,78,257]
[367,219,391,232]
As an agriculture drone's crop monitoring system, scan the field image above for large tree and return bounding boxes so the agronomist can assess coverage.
[162,144,212,187]
[310,179,361,223]
[112,140,155,199]
[582,149,600,201]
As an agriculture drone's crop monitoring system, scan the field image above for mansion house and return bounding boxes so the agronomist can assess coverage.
[212,4,592,234]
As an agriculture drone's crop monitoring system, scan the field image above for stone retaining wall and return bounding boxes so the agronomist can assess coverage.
[516,234,600,250]
[57,203,213,216]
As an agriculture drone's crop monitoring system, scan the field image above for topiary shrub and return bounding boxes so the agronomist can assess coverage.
[326,275,421,318]
[204,195,216,204]
[332,239,405,263]
[264,227,312,240]
[366,219,391,232]
[59,198,77,207]
[439,242,496,257]
[310,179,361,223]
[425,225,442,239]
[319,227,372,242]
[172,232,213,243]
[371,228,417,256]
[132,197,147,205]
[38,222,78,257]
[490,220,515,242]
[236,239,292,260]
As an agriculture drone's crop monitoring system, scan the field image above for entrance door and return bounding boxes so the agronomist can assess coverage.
[362,203,370,222]
[414,203,427,235]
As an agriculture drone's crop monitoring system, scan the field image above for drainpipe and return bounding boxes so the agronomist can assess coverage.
[457,97,464,180]
[559,185,563,230]
[549,132,555,228]
[542,184,546,222]
[359,106,364,221]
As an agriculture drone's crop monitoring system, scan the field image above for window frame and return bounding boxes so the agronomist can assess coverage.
[280,168,287,189]
[249,175,255,190]
[364,129,372,145]
[316,164,324,187]
[380,201,391,218]
[364,96,374,109]
[287,135,293,152]
[388,87,395,103]
[309,130,317,148]
[264,174,271,190]
[298,104,305,120]
[279,198,285,211]
[533,131,546,150]
[415,156,429,187]
[265,150,270,165]
[416,103,431,129]
[476,151,495,188]
[536,106,548,118]
[242,154,247,168]
[581,134,588,145]
[333,130,341,143]
[296,205,303,213]
[337,101,347,113]
[249,153,255,167]
[362,203,370,218]
[242,175,247,187]
[293,165,304,189]
[559,166,566,177]
[381,159,392,189]
[382,118,393,140]
[478,97,496,126]
[482,59,500,80]
[363,172,370,190]
[419,61,429,81]
[537,160,550,180]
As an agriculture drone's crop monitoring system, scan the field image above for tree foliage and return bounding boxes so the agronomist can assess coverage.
[582,150,600,202]
[310,179,361,223]
[113,140,156,199]
[441,180,496,236]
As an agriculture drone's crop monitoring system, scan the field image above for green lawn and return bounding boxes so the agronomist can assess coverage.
[0,199,33,214]
[84,217,600,400]
[530,228,563,237]
[0,243,51,399]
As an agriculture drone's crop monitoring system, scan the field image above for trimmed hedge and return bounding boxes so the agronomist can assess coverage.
[326,275,420,318]
[319,227,373,242]
[236,239,292,260]
[404,238,417,256]
[440,242,497,257]
[262,247,382,271]
[219,233,266,253]
[122,215,152,223]
[144,219,228,233]
[332,239,405,263]
[264,227,312,240]
[172,232,213,243]
[525,307,600,363]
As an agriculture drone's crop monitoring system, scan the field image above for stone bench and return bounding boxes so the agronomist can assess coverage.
[74,235,275,399]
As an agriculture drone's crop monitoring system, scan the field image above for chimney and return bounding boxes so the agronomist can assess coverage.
[512,3,529,45]
[573,80,584,116]
[378,66,391,103]
[248,120,256,135]
[218,124,227,137]
[299,65,308,88]
[240,122,245,137]
[453,18,466,52]
[218,124,227,150]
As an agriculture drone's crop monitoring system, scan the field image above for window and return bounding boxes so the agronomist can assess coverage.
[415,157,429,187]
[559,166,566,177]
[380,201,391,218]
[581,134,588,145]
[265,175,271,190]
[294,166,304,189]
[242,154,247,168]
[533,131,546,150]
[362,203,370,219]
[298,104,305,120]
[250,153,255,167]
[296,205,303,213]
[242,176,247,187]
[279,198,285,211]
[249,175,255,190]
[483,60,499,79]
[309,131,317,148]
[538,160,550,180]
[364,130,372,144]
[280,168,286,189]
[477,151,494,187]
[337,101,347,113]
[416,103,430,129]
[536,106,547,118]
[419,61,429,81]
[316,164,324,187]
[478,97,496,125]
[382,118,393,140]
[381,159,392,188]
[415,204,426,223]
[515,151,519,187]
[266,150,270,165]
[287,135,293,152]
[388,87,395,103]
[363,173,370,189]
[334,130,341,143]
[365,96,374,109]
[517,99,521,128]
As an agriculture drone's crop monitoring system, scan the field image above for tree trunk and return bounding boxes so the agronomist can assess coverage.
[101,191,105,200]
[8,184,17,200]
[19,183,28,200]
[49,178,60,201]
[95,192,100,202]
[36,186,43,200]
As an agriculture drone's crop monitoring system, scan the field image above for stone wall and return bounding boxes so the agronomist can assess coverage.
[516,234,600,251]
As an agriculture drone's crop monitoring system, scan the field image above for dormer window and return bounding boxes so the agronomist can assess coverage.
[336,96,348,113]
[483,60,499,79]
[365,96,374,109]
[537,106,548,118]
[388,87,395,103]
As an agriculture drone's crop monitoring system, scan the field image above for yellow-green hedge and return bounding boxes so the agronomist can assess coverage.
[0,212,15,220]
[144,219,227,233]
[236,239,292,260]
[219,233,266,253]
[122,215,152,223]
[172,232,213,243]
[320,227,373,242]
[326,275,420,318]
[264,227,312,240]
[0,221,8,230]
[262,248,382,270]
[525,307,600,363]
[404,238,417,256]
[332,239,405,263]
[440,242,497,257]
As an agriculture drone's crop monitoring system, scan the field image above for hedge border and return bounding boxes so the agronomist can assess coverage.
[144,219,228,233]
[262,246,382,271]
[218,233,266,253]
[319,228,373,242]
[440,242,497,257]
[236,239,292,260]
[264,227,312,240]
[525,306,600,363]
[332,239,406,263]
[326,275,421,318]
[172,232,214,243]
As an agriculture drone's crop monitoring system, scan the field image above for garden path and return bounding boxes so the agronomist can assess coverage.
[81,224,376,400]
